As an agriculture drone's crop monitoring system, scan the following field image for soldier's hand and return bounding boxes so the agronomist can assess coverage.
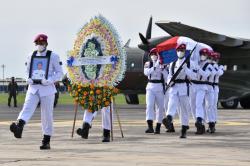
[42,79,54,86]
[26,78,33,85]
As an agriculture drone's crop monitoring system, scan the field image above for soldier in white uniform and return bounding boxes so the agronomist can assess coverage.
[162,64,175,132]
[207,51,224,133]
[205,52,217,133]
[191,48,213,134]
[144,48,167,134]
[10,34,63,150]
[164,44,195,138]
[76,105,113,142]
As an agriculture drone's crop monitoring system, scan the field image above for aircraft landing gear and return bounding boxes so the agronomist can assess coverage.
[221,99,238,109]
[125,94,139,104]
[240,96,250,109]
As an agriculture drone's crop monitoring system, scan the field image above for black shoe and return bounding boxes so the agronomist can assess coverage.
[154,123,161,134]
[102,129,110,142]
[166,123,175,132]
[207,122,216,133]
[162,115,175,132]
[195,117,205,135]
[10,119,25,138]
[40,135,51,150]
[180,125,189,138]
[76,122,90,139]
[145,120,154,133]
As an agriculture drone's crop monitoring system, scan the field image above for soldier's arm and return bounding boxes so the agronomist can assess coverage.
[25,55,32,79]
[50,53,64,82]
[217,65,224,76]
[166,63,173,84]
[144,62,154,76]
[198,64,211,79]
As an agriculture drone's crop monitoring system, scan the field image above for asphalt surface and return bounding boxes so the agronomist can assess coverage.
[0,104,250,166]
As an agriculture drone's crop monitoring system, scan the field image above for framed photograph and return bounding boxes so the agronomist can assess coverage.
[29,56,50,83]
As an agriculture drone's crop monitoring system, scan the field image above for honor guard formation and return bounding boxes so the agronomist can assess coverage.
[144,42,224,138]
[8,34,224,150]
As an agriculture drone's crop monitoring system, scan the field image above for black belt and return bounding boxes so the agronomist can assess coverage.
[171,79,190,96]
[191,80,209,85]
[148,80,164,83]
[213,83,219,86]
[174,79,189,84]
[149,79,165,94]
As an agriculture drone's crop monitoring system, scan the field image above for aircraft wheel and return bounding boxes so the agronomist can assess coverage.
[240,97,250,109]
[221,99,238,109]
[125,94,139,104]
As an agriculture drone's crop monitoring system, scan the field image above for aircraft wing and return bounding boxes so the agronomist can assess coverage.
[155,21,250,49]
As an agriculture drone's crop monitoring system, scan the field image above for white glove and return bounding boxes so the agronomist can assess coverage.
[219,65,224,70]
[41,79,54,86]
[26,78,33,85]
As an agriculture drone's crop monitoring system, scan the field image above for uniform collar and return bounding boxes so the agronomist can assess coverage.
[36,49,47,56]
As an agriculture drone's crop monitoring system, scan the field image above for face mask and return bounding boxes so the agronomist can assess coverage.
[200,55,207,61]
[212,60,216,63]
[37,45,46,52]
[177,51,185,58]
[151,55,158,61]
[207,58,212,63]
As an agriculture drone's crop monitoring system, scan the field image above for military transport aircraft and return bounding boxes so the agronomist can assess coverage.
[117,17,250,109]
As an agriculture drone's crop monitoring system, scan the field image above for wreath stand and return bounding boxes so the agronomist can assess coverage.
[71,98,124,140]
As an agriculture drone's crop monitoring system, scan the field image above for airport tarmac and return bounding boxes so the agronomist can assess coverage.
[0,104,250,166]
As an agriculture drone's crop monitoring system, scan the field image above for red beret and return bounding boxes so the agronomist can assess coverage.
[212,52,221,59]
[176,44,186,50]
[149,48,158,56]
[34,34,48,43]
[199,48,210,55]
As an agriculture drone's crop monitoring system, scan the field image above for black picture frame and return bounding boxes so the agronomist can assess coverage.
[29,56,50,84]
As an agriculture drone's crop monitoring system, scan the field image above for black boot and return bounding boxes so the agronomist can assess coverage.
[154,123,161,134]
[195,117,205,135]
[162,115,175,132]
[145,120,154,133]
[40,135,51,150]
[10,119,25,138]
[102,129,110,142]
[76,122,90,139]
[180,125,189,138]
[207,122,216,133]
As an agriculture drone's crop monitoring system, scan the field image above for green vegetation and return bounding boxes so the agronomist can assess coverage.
[0,93,146,105]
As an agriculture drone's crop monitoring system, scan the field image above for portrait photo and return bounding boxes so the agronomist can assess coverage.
[29,56,50,81]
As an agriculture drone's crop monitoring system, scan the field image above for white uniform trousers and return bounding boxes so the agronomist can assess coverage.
[213,86,219,122]
[164,92,169,116]
[205,87,215,122]
[189,85,197,119]
[167,93,190,126]
[195,89,206,120]
[83,106,113,130]
[18,92,55,136]
[146,90,164,123]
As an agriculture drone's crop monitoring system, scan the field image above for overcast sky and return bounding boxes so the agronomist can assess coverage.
[0,0,249,79]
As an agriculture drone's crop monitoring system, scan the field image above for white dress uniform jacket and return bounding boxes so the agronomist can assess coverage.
[26,50,63,97]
